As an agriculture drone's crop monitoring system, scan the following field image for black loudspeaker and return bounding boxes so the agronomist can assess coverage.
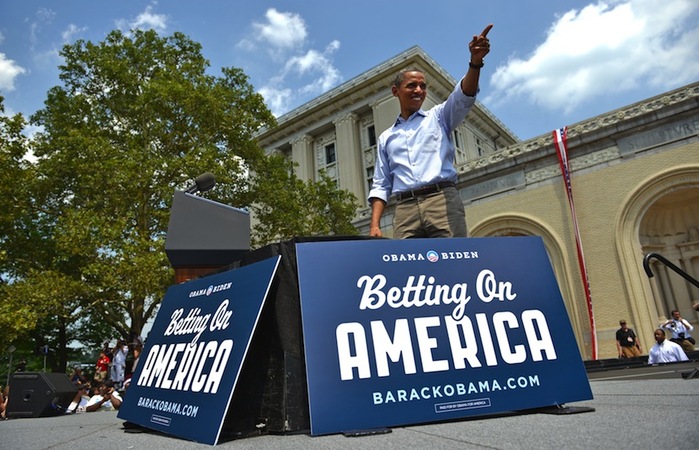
[7,372,78,418]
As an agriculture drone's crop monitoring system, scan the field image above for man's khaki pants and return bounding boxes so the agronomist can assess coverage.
[393,187,467,239]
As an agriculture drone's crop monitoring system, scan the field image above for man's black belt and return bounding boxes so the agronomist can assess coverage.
[395,181,456,202]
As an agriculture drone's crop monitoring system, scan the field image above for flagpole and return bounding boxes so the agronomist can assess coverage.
[552,127,598,360]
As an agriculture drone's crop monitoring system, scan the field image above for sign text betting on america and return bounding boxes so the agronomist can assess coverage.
[136,298,235,394]
[337,268,555,381]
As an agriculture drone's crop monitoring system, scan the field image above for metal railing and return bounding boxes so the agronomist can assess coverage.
[643,252,699,288]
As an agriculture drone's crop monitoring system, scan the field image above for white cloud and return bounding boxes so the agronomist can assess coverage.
[117,4,168,33]
[29,8,56,51]
[245,10,343,117]
[252,9,307,53]
[62,24,88,43]
[235,38,256,52]
[17,8,62,71]
[0,52,27,91]
[132,5,168,31]
[285,41,342,95]
[486,0,699,113]
[258,85,293,116]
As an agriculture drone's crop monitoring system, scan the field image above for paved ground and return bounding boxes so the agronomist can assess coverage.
[2,360,698,449]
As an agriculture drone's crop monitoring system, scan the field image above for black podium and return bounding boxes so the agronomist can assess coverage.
[165,191,250,283]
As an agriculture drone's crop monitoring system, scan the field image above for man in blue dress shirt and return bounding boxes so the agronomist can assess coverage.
[368,24,492,239]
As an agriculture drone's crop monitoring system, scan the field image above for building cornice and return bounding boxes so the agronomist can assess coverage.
[457,82,699,182]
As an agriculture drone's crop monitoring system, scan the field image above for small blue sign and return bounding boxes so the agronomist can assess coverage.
[296,237,592,435]
[118,256,280,445]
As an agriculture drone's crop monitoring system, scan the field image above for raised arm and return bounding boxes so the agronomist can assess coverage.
[461,24,493,96]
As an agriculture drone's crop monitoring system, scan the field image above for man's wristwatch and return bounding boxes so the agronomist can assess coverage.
[469,60,484,69]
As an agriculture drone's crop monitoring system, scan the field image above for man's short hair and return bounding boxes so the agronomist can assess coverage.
[392,67,424,88]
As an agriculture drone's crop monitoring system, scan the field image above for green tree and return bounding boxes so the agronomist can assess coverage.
[0,97,35,341]
[1,29,358,363]
[249,153,358,246]
[0,97,113,371]
[26,29,276,350]
[0,97,30,276]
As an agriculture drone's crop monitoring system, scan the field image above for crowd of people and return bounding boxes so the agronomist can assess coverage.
[62,337,142,414]
[616,304,699,365]
[63,337,143,414]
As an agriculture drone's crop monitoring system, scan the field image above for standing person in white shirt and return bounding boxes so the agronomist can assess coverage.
[660,309,695,353]
[368,24,492,239]
[110,339,128,389]
[647,329,689,365]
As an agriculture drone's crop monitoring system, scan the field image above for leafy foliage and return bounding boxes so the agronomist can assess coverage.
[249,153,359,246]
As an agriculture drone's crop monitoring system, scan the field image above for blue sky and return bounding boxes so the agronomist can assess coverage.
[1,0,698,140]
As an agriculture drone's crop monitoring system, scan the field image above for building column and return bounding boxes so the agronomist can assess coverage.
[333,113,364,201]
[291,134,314,181]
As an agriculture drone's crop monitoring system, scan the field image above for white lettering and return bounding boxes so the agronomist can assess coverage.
[209,300,233,332]
[336,310,555,380]
[493,312,527,364]
[522,310,557,361]
[444,316,482,369]
[163,307,211,345]
[336,322,371,380]
[137,339,233,394]
[370,319,416,377]
[357,274,471,320]
[414,316,449,373]
[476,270,517,303]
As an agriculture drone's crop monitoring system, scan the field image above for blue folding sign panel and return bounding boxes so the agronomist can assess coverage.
[296,237,592,435]
[118,256,280,445]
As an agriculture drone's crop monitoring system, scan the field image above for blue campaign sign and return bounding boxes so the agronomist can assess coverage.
[118,256,280,445]
[296,237,592,435]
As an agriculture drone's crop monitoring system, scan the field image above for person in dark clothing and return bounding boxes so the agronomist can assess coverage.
[615,320,642,358]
